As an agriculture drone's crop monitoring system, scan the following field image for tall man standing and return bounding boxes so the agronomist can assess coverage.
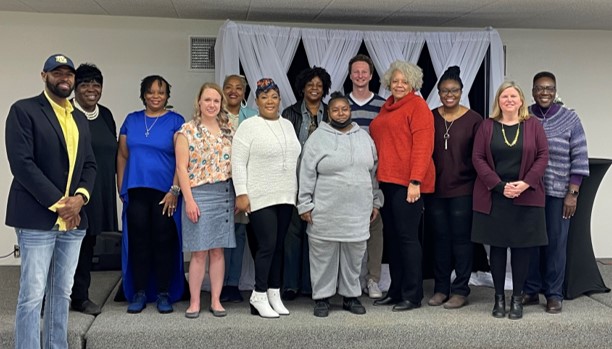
[6,54,96,348]
[347,54,386,299]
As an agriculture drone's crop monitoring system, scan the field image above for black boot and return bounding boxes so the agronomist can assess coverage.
[508,295,523,320]
[492,294,506,318]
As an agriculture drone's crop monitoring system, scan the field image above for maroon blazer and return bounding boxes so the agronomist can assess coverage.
[472,117,549,214]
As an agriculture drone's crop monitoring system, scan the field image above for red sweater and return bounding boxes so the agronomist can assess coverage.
[370,92,435,193]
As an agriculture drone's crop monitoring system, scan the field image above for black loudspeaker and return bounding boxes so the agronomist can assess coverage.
[92,231,122,271]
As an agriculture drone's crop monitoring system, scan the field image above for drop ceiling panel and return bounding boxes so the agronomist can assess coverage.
[95,0,178,17]
[18,0,107,14]
[2,0,612,30]
[173,0,250,20]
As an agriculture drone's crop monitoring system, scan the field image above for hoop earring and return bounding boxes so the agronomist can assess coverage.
[241,99,247,108]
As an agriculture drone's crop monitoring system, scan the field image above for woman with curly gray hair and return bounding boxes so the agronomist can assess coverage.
[370,61,435,312]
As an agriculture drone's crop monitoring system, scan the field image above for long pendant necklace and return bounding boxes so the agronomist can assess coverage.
[263,117,288,170]
[536,105,552,124]
[440,110,456,150]
[144,115,160,137]
[501,123,520,147]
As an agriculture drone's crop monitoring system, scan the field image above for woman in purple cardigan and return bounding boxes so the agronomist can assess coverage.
[471,81,549,320]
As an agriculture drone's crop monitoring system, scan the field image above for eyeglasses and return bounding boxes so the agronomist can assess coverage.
[439,88,461,96]
[533,86,556,93]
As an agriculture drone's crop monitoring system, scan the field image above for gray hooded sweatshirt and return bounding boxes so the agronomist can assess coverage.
[297,121,383,242]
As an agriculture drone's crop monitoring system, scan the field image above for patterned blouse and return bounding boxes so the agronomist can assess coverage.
[177,121,234,186]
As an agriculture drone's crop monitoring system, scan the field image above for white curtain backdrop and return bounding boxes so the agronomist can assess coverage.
[214,20,301,111]
[236,24,301,110]
[214,20,240,87]
[216,21,505,115]
[301,28,363,101]
[488,28,505,115]
[364,31,426,98]
[424,31,491,109]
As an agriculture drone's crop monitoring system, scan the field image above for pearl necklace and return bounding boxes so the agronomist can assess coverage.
[73,99,99,120]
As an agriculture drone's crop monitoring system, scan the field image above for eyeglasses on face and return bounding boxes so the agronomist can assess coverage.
[439,88,461,96]
[533,86,556,93]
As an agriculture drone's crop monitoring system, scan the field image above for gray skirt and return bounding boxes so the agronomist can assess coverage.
[182,180,236,252]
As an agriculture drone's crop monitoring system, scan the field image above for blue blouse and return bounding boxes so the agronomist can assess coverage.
[119,110,185,195]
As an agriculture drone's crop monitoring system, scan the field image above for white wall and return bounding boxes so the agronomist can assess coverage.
[0,12,610,265]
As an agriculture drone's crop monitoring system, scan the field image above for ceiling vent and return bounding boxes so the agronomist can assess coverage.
[190,36,216,70]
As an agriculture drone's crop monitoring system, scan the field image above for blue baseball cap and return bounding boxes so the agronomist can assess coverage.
[43,54,76,72]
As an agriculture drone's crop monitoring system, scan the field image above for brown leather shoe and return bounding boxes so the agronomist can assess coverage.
[443,295,468,309]
[521,293,540,306]
[546,298,563,314]
[427,293,448,306]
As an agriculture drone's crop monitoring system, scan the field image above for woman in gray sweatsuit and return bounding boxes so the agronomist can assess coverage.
[297,92,383,317]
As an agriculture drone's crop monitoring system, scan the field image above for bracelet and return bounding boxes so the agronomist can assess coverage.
[169,185,180,196]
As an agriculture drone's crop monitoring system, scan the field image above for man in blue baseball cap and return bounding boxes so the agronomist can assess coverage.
[6,53,96,349]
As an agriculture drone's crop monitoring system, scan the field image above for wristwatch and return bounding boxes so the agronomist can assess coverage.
[569,189,579,196]
[410,180,421,186]
[76,192,88,204]
[170,185,181,196]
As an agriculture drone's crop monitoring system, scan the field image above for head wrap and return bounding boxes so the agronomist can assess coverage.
[255,78,279,97]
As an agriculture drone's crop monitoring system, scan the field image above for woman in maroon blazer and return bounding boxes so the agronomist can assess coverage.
[471,81,549,320]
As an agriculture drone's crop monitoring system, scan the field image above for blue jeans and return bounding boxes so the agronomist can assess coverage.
[224,223,246,286]
[524,196,570,300]
[14,228,85,349]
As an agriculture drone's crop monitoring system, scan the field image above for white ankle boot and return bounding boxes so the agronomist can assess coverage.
[250,291,279,318]
[267,288,290,315]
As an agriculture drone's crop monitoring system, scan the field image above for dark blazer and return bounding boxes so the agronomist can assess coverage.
[472,117,549,214]
[5,92,97,230]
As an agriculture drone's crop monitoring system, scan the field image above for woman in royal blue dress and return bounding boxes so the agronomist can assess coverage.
[117,75,185,314]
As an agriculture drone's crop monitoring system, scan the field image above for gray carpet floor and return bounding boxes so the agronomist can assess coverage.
[2,264,612,348]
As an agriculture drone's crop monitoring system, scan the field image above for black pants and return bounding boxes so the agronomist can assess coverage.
[71,233,96,302]
[249,204,292,292]
[127,188,178,293]
[380,182,424,304]
[425,195,473,297]
[490,246,531,296]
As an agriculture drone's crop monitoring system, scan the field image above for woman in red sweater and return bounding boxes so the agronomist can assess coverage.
[370,60,435,311]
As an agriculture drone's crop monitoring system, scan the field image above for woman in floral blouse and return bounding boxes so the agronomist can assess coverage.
[175,82,236,318]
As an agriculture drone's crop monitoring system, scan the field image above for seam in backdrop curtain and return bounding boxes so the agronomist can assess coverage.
[214,20,240,87]
[363,31,426,99]
[301,28,363,102]
[424,32,490,109]
[214,20,301,111]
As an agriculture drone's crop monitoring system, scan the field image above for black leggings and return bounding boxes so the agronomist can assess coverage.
[249,204,292,292]
[127,188,178,293]
[489,246,531,296]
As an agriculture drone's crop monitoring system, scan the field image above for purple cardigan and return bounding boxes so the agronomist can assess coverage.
[472,117,549,214]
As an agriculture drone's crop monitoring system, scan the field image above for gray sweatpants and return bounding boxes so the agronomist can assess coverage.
[308,236,367,300]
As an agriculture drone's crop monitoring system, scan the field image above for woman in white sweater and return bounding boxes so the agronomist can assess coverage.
[231,78,301,318]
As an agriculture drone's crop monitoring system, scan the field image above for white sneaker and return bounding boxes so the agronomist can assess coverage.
[366,279,383,299]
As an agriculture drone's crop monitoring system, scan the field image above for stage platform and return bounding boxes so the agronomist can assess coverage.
[1,262,611,349]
